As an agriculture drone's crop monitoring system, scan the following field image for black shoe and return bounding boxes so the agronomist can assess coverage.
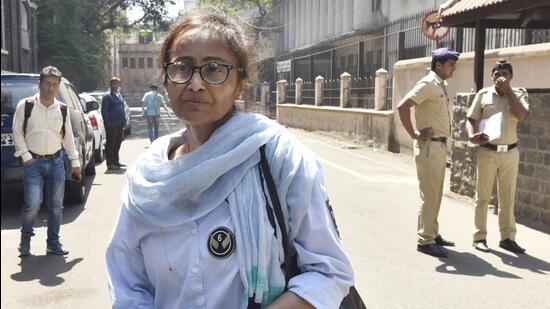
[473,239,490,252]
[115,163,126,167]
[47,243,69,255]
[435,235,455,247]
[107,164,120,170]
[417,244,448,258]
[499,239,525,254]
[18,235,31,257]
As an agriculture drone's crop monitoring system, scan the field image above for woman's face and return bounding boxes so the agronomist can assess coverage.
[166,33,243,127]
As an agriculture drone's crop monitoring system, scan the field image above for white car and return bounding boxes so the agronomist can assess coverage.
[79,93,106,163]
[84,90,132,135]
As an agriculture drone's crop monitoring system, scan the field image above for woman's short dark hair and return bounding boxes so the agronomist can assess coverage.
[39,66,62,83]
[159,10,252,86]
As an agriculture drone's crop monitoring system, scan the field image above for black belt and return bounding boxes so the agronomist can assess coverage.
[30,150,61,159]
[481,143,517,152]
[431,137,447,144]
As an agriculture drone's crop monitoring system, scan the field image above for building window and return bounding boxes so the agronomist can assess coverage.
[122,57,128,68]
[147,57,153,68]
[1,0,6,52]
[372,0,381,11]
[20,2,30,50]
[130,58,136,68]
[138,57,144,68]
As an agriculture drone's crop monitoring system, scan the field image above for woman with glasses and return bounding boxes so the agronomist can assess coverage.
[106,10,353,309]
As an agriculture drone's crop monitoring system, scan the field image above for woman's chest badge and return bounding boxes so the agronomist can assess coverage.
[208,227,236,258]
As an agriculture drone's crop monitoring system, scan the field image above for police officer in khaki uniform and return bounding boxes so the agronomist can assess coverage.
[466,60,529,254]
[398,48,459,258]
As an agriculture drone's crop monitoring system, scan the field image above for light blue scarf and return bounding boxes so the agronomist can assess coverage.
[122,112,313,305]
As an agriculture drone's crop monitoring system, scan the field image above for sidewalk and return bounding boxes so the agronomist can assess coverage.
[291,128,550,309]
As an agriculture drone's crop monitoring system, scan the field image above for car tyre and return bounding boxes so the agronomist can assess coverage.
[85,151,96,175]
[94,138,105,163]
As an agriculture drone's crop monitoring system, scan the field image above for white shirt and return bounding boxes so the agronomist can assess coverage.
[13,94,80,167]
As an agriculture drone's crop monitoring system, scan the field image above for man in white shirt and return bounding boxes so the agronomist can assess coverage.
[12,66,81,256]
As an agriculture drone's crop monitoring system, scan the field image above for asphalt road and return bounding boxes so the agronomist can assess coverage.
[1,108,549,308]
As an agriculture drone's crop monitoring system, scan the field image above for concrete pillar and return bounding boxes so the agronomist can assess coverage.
[306,0,313,45]
[335,0,343,35]
[289,1,295,49]
[277,80,287,105]
[315,75,324,106]
[295,77,303,105]
[261,82,270,105]
[340,72,351,108]
[297,0,303,47]
[375,68,389,110]
[319,0,328,40]
[343,0,353,33]
[312,0,319,42]
[327,0,335,37]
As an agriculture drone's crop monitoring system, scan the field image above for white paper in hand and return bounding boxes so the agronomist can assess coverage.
[479,112,502,142]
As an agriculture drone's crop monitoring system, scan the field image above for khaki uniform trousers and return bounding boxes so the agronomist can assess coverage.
[414,139,447,245]
[473,147,519,242]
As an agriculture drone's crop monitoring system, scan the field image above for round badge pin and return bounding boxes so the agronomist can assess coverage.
[208,227,236,258]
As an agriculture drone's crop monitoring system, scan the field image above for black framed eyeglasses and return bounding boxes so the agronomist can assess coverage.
[163,62,244,85]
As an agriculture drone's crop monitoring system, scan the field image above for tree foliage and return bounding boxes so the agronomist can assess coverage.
[196,0,278,57]
[36,0,173,91]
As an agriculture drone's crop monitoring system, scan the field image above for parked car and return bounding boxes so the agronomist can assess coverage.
[84,90,132,135]
[79,93,106,163]
[1,73,95,204]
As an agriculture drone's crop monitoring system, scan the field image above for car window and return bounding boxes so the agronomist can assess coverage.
[89,93,104,104]
[57,82,74,109]
[67,84,84,113]
[0,78,39,114]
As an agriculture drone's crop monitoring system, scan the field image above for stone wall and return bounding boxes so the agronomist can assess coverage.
[516,90,550,225]
[451,91,550,226]
[277,104,395,150]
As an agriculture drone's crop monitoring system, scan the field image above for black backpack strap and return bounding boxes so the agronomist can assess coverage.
[60,104,68,138]
[259,144,294,284]
[23,99,34,137]
[22,99,68,138]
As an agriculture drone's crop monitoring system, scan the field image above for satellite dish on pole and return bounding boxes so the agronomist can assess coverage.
[421,11,450,46]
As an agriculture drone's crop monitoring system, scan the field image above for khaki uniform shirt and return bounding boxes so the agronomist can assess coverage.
[404,71,451,137]
[467,86,529,145]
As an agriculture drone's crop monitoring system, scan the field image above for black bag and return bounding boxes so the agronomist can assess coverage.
[258,145,366,309]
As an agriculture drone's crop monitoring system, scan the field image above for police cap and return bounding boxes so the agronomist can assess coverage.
[431,48,460,61]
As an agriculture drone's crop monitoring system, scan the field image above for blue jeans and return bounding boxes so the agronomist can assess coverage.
[21,155,65,245]
[146,115,160,142]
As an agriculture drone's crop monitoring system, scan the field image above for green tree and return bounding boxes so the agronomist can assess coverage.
[36,0,173,91]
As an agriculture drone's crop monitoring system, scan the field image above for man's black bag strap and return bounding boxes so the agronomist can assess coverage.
[23,99,68,137]
[258,144,367,309]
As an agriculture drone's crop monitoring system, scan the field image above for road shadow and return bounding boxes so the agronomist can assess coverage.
[10,254,83,286]
[0,175,95,230]
[104,168,127,175]
[491,250,550,275]
[435,249,521,278]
